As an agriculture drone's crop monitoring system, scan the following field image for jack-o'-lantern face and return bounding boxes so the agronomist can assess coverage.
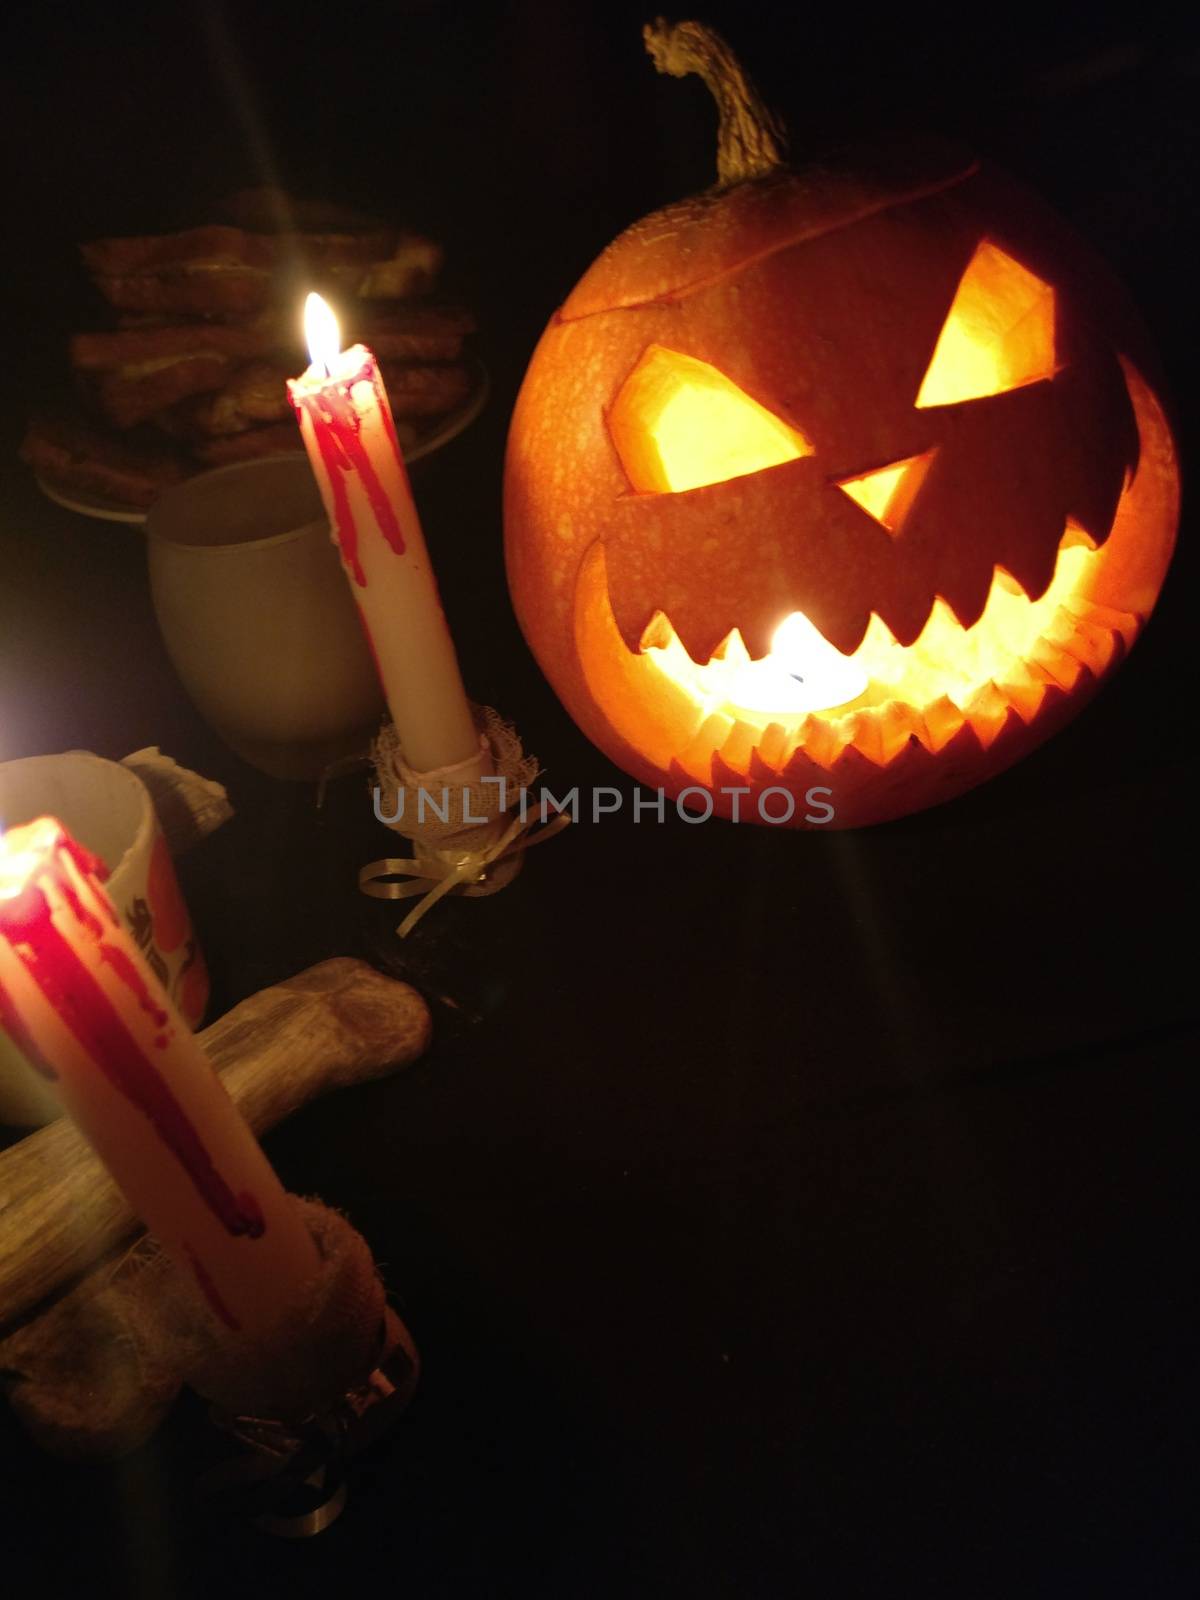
[505,143,1179,827]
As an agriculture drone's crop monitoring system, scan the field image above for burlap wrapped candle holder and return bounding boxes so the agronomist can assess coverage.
[157,1197,412,1423]
[2,1198,417,1474]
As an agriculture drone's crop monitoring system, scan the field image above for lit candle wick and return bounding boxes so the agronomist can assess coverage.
[304,291,342,380]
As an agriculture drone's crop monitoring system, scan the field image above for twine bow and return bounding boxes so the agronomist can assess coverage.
[359,804,571,937]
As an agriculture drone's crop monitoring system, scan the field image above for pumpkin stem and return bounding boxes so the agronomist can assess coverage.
[643,17,787,187]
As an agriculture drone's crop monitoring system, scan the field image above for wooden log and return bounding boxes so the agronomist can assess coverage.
[0,958,430,1332]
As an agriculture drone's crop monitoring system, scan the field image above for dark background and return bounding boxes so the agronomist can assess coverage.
[0,2,1196,1595]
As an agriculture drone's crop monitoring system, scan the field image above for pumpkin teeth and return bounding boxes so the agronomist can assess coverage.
[708,628,751,666]
[627,515,1141,777]
[638,610,679,653]
[755,721,790,771]
[994,661,1049,722]
[1029,639,1083,692]
[1064,598,1138,647]
[874,700,926,762]
[678,711,736,782]
[791,714,842,769]
[1062,518,1099,551]
[841,708,888,766]
[718,717,759,772]
[918,696,967,752]
[961,681,1012,747]
[1053,611,1117,676]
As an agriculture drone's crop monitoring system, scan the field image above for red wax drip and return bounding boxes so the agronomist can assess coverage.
[310,408,367,585]
[100,943,169,1030]
[59,832,111,886]
[9,870,265,1240]
[290,358,408,587]
[58,876,105,941]
[184,1243,241,1332]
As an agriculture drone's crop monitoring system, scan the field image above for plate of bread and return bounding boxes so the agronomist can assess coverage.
[21,188,486,521]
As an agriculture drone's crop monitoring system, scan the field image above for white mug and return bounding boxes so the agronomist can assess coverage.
[146,456,384,781]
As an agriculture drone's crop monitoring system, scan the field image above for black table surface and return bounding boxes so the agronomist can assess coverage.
[1,3,1197,1595]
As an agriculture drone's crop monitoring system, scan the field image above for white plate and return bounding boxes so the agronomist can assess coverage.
[407,357,489,462]
[37,476,151,524]
[36,359,490,526]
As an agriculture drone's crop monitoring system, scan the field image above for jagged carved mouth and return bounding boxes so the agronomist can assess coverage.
[576,529,1139,781]
[633,532,1138,772]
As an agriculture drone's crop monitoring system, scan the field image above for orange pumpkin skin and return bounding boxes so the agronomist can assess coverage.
[504,141,1179,828]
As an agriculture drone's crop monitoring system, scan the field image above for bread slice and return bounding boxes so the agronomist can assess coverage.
[91,266,274,318]
[81,221,436,319]
[21,412,187,507]
[216,302,474,362]
[169,361,294,438]
[191,418,417,467]
[80,226,278,276]
[91,353,234,428]
[189,423,303,466]
[168,357,473,442]
[70,322,277,371]
[351,303,474,361]
[214,188,402,270]
[322,235,444,300]
[377,361,473,417]
[35,207,472,505]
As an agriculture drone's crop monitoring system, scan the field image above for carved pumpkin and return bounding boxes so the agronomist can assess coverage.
[504,21,1179,827]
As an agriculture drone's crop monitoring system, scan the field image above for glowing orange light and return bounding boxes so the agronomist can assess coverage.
[574,483,1148,781]
[916,242,1056,408]
[837,452,935,535]
[609,345,811,493]
[640,611,869,718]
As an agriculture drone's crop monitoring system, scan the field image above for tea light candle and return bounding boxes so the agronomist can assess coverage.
[288,294,484,779]
[0,817,319,1335]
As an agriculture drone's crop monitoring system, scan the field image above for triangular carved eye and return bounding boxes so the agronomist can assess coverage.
[837,451,935,536]
[916,242,1057,408]
[609,345,812,493]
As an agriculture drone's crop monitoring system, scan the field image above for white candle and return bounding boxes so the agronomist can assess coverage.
[288,294,484,778]
[0,817,319,1336]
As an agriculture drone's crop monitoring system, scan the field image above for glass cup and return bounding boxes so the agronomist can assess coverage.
[146,456,383,781]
